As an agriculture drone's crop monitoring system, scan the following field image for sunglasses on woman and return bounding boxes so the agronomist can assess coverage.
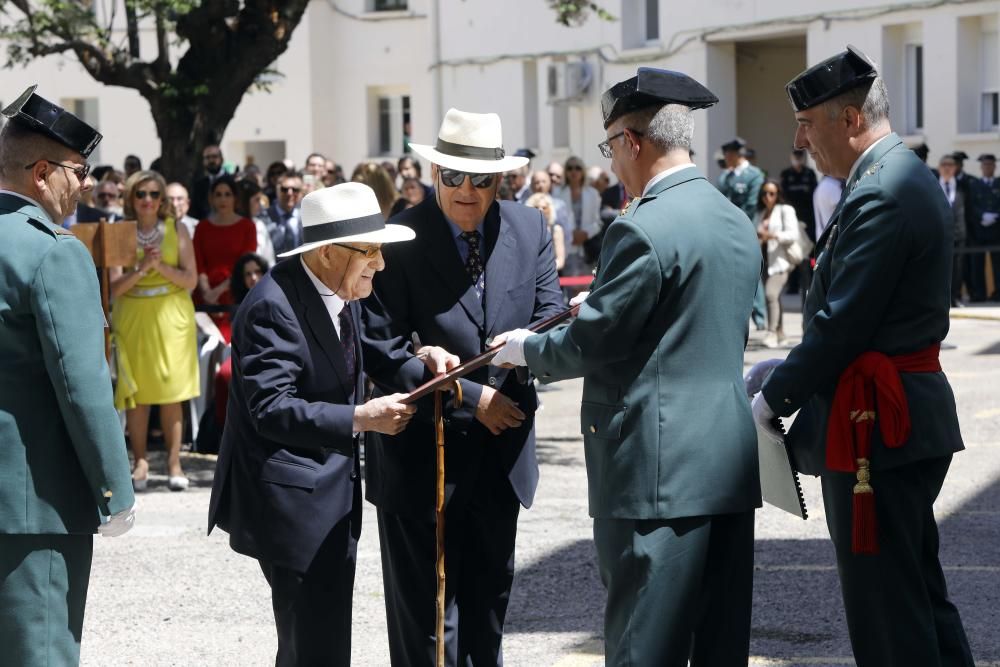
[439,169,496,189]
[135,190,162,200]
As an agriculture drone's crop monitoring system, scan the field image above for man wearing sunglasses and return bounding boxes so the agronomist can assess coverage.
[0,85,135,665]
[361,108,564,666]
[267,172,305,255]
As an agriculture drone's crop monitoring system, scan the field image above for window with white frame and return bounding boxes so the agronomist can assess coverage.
[622,0,660,50]
[981,29,999,131]
[372,0,407,11]
[370,90,410,157]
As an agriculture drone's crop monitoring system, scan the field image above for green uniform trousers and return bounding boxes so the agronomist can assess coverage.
[0,534,93,666]
[822,455,974,667]
[593,511,755,667]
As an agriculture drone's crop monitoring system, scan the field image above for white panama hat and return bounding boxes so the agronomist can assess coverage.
[409,108,529,174]
[276,182,415,258]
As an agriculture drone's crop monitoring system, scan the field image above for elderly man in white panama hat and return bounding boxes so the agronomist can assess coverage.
[209,182,457,667]
[361,108,564,665]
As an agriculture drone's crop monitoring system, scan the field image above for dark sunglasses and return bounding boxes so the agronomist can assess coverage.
[24,159,91,182]
[203,153,223,160]
[565,164,584,171]
[135,190,162,200]
[439,169,496,189]
[280,186,302,194]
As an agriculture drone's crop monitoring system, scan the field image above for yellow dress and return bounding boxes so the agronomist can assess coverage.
[112,218,199,406]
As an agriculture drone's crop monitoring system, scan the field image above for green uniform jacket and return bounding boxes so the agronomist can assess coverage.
[524,168,763,520]
[717,163,765,220]
[762,134,964,475]
[0,192,134,533]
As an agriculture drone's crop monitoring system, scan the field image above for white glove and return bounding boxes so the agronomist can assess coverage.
[982,212,998,227]
[98,504,136,537]
[569,291,590,307]
[489,329,535,367]
[751,392,783,441]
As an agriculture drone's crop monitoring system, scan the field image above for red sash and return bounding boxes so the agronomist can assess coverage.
[826,343,942,554]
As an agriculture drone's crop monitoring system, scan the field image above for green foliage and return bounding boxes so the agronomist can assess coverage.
[549,0,616,27]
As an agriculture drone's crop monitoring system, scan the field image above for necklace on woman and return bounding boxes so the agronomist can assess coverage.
[136,220,163,248]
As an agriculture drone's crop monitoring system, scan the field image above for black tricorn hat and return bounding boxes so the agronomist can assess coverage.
[721,137,746,153]
[2,85,102,158]
[601,67,718,129]
[978,153,997,162]
[786,45,878,112]
[952,150,969,161]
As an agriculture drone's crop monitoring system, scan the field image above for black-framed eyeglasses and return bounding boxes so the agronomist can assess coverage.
[598,129,644,159]
[25,159,91,182]
[439,169,496,189]
[335,243,383,259]
[135,190,162,200]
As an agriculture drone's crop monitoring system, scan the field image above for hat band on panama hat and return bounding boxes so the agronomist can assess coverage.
[303,213,386,245]
[434,137,506,161]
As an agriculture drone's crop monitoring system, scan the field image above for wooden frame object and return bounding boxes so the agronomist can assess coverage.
[71,220,137,359]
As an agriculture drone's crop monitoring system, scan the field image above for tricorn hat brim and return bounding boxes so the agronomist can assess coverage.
[2,85,102,158]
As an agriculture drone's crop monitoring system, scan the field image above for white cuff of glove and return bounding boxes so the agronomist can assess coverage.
[490,329,535,367]
[98,504,136,538]
[569,291,590,307]
[751,392,782,440]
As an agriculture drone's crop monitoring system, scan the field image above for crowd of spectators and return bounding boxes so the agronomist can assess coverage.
[63,135,998,481]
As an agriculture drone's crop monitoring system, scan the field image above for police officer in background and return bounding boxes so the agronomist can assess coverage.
[752,47,974,666]
[492,68,763,666]
[0,86,135,665]
[965,152,1000,301]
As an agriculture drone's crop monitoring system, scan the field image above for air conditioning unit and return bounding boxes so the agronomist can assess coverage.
[547,61,593,104]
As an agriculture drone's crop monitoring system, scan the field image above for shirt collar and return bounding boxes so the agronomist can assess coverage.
[729,159,749,176]
[444,215,485,240]
[642,163,697,197]
[300,255,346,313]
[846,134,892,185]
[0,189,50,222]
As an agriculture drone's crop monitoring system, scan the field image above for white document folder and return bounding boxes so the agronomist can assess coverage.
[757,425,808,519]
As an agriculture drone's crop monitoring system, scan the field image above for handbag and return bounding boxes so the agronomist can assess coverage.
[783,207,813,264]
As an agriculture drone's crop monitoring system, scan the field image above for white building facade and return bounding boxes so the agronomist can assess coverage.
[3,0,999,181]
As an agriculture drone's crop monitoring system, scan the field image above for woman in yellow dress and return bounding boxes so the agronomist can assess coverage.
[110,170,199,491]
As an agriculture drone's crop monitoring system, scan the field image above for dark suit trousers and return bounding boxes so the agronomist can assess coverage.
[593,511,755,667]
[0,534,92,666]
[377,457,520,667]
[258,489,362,667]
[822,455,974,667]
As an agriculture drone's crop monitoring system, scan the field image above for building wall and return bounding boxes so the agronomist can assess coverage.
[2,0,999,181]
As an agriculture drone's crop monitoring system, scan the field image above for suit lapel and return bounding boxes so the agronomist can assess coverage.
[421,200,486,329]
[484,204,518,336]
[287,259,352,395]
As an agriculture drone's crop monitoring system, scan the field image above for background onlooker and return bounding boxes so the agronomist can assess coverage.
[966,153,1000,301]
[192,175,258,342]
[938,154,967,307]
[530,169,571,242]
[352,161,400,219]
[555,155,601,275]
[167,182,199,238]
[779,148,818,299]
[190,144,226,220]
[263,160,287,201]
[94,179,123,219]
[267,172,304,256]
[123,154,142,178]
[754,179,801,347]
[109,170,199,492]
[390,176,426,216]
[235,179,276,265]
[525,192,565,272]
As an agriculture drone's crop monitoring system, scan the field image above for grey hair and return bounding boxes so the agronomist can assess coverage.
[0,121,65,181]
[823,76,890,128]
[622,103,694,152]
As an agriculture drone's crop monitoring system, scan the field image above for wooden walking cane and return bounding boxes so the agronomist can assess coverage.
[434,382,462,667]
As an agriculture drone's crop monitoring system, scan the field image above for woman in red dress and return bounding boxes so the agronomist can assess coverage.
[192,175,257,341]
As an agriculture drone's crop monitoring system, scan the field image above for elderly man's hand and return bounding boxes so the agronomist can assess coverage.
[751,392,783,441]
[354,393,417,435]
[475,386,526,436]
[416,345,461,375]
[489,329,535,368]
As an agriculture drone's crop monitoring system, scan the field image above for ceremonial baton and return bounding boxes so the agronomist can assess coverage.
[400,303,579,667]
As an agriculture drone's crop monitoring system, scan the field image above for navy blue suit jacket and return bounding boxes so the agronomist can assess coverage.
[361,197,564,517]
[208,258,363,573]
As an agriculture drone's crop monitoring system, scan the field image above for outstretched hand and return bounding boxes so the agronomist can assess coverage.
[416,345,461,375]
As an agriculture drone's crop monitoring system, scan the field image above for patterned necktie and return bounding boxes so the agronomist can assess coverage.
[338,306,357,396]
[461,231,485,297]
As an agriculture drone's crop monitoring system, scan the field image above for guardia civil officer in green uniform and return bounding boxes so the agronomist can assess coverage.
[752,47,974,666]
[492,69,763,667]
[0,86,136,666]
[717,137,767,329]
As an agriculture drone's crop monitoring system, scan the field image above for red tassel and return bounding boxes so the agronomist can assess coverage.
[851,458,879,555]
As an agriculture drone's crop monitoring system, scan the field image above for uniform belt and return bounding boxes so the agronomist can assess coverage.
[126,285,175,298]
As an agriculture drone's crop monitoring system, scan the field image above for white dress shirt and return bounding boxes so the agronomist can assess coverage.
[300,256,345,337]
[642,163,697,196]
